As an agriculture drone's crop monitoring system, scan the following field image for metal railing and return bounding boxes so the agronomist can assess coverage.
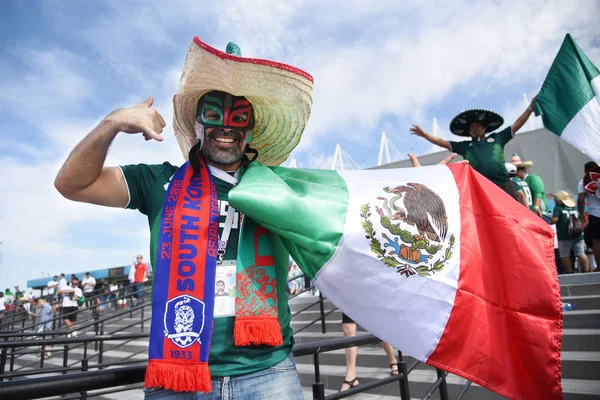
[0,275,475,399]
[287,274,331,335]
[0,333,473,400]
[0,284,114,332]
[0,284,152,340]
[0,281,152,334]
[0,301,152,379]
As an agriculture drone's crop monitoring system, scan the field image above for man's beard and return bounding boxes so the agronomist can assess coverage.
[201,130,245,167]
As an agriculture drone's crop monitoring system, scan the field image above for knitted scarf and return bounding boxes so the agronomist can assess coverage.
[145,156,282,393]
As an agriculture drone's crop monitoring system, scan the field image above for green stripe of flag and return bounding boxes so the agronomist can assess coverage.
[535,33,600,135]
[229,162,349,278]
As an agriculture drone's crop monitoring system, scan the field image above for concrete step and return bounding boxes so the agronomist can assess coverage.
[292,323,600,353]
[296,362,600,400]
[563,310,600,329]
[291,309,339,322]
[562,329,600,352]
[292,319,367,334]
[561,283,600,297]
[559,272,600,286]
[296,345,600,381]
[296,363,505,400]
[561,295,600,311]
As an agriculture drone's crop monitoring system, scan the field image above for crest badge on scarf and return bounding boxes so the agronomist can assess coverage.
[164,295,205,348]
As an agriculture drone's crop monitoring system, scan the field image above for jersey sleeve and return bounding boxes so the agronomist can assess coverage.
[449,140,470,156]
[527,174,545,200]
[495,126,514,146]
[119,162,174,215]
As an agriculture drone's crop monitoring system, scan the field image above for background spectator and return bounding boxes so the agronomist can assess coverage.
[14,285,22,306]
[512,154,548,218]
[550,191,590,273]
[109,281,119,310]
[28,297,54,359]
[81,272,96,307]
[28,297,54,333]
[0,293,5,319]
[47,276,59,301]
[340,312,399,392]
[287,263,303,295]
[58,273,67,288]
[132,255,147,307]
[59,277,82,337]
[410,99,536,199]
[4,288,14,313]
[506,163,532,209]
[579,161,600,271]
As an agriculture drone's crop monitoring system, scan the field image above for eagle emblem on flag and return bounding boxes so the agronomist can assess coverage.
[360,184,456,277]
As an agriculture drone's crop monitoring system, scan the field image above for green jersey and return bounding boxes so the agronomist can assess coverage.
[552,205,583,241]
[525,173,548,212]
[120,162,293,377]
[450,126,513,186]
[511,177,532,208]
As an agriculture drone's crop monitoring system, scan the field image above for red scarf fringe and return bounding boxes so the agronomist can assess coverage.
[234,316,283,346]
[145,360,212,392]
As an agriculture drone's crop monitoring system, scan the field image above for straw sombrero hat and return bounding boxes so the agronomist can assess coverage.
[553,191,576,208]
[449,109,504,137]
[173,37,314,166]
[510,154,533,168]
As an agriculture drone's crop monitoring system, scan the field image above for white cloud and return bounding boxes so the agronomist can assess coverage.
[294,0,600,150]
[0,47,94,127]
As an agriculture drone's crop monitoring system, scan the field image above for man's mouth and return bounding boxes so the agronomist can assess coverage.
[209,131,242,146]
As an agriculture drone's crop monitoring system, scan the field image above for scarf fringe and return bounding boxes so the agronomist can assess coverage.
[234,316,283,346]
[145,360,212,393]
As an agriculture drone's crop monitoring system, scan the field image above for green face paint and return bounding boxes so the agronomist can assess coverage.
[194,91,255,151]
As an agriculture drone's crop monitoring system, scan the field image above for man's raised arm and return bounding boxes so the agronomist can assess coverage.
[511,95,537,135]
[54,97,165,207]
[409,125,452,151]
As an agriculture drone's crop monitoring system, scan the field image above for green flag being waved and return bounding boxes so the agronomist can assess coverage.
[535,33,600,163]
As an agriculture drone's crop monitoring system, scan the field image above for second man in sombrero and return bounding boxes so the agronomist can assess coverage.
[410,97,537,199]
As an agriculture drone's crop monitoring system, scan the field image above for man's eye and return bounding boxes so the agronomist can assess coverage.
[205,113,219,120]
[233,115,247,122]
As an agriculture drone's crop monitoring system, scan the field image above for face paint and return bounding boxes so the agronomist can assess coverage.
[194,91,255,167]
[196,90,253,130]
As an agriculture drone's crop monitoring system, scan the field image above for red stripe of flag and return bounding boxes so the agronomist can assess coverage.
[426,164,562,400]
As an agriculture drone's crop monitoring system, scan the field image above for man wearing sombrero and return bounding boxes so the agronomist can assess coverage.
[54,38,313,398]
[410,99,536,199]
[510,153,549,217]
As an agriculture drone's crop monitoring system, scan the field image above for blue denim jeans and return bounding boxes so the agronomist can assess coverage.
[143,353,303,400]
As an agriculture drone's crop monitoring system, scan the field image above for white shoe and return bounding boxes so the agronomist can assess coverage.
[67,333,72,338]
[71,331,78,337]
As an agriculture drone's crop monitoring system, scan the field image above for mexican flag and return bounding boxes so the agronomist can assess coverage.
[535,33,600,163]
[229,162,562,400]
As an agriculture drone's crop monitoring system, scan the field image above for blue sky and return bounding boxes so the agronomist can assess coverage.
[1,0,599,290]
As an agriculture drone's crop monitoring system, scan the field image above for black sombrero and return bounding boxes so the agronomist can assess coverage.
[449,109,504,137]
